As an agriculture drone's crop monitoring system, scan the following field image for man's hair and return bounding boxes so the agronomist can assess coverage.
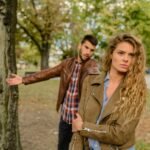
[81,34,98,46]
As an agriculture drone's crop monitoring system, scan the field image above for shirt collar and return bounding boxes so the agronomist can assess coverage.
[75,58,82,64]
[104,72,110,82]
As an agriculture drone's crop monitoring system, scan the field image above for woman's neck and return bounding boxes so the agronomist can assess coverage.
[109,69,125,83]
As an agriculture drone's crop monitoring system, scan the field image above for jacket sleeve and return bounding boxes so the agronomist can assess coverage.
[70,76,89,149]
[22,60,65,85]
[78,76,89,119]
[80,115,141,145]
[70,132,83,150]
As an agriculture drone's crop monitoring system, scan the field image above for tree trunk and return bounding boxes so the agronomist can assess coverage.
[40,42,50,69]
[0,0,22,150]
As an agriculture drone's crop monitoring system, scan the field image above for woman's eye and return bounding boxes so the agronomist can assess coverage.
[129,53,135,57]
[118,52,124,55]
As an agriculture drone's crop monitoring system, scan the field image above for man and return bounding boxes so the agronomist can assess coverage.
[7,34,99,150]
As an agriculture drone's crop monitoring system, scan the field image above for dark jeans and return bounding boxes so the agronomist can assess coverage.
[58,118,73,150]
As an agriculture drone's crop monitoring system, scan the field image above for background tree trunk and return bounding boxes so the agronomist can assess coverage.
[0,0,22,150]
[40,42,50,69]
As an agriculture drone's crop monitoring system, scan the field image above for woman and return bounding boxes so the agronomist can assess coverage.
[70,33,147,150]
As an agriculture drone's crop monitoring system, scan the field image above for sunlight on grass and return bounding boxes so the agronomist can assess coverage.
[19,78,60,110]
[136,89,150,150]
[19,79,59,101]
[146,89,150,112]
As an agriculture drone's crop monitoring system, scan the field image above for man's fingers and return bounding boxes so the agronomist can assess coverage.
[9,74,17,78]
[76,113,80,117]
[72,129,77,132]
[75,113,82,120]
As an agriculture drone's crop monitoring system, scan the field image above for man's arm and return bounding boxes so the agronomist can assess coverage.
[6,60,65,86]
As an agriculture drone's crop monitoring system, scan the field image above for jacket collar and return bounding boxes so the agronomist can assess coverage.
[75,57,100,75]
[100,81,123,121]
[90,72,106,106]
[91,72,106,85]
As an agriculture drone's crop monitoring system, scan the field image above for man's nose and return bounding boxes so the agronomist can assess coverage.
[86,49,91,55]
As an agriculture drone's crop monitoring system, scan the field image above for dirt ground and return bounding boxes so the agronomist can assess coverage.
[19,99,59,150]
[19,98,150,150]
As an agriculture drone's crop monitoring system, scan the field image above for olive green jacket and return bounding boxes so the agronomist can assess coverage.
[70,73,142,150]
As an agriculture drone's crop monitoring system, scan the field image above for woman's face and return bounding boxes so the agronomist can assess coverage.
[110,41,136,74]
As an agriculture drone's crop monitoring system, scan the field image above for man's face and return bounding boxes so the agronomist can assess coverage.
[110,41,135,74]
[78,40,96,62]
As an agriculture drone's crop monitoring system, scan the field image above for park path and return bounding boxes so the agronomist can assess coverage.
[19,99,59,150]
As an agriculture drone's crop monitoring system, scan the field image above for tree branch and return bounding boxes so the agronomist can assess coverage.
[31,0,38,18]
[17,21,41,52]
[20,10,43,34]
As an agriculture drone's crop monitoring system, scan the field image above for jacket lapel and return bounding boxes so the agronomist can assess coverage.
[90,73,105,106]
[100,82,123,122]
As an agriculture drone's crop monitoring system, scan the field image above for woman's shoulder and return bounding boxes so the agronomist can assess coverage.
[85,71,106,85]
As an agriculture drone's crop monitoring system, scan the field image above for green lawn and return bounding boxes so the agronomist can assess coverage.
[136,89,150,149]
[146,89,150,112]
[136,140,150,150]
[19,79,60,114]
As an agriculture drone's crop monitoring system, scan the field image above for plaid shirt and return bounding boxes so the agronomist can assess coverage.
[61,62,81,124]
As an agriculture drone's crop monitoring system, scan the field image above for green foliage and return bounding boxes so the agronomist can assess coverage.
[17,0,68,45]
[21,46,40,65]
[136,140,150,150]
[16,0,150,66]
[16,0,69,68]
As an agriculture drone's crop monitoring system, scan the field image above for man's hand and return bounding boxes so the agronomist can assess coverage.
[72,113,83,132]
[6,74,23,86]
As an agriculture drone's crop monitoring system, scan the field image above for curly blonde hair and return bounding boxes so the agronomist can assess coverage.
[102,33,147,123]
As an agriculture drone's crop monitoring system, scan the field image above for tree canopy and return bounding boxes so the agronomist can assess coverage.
[16,0,150,67]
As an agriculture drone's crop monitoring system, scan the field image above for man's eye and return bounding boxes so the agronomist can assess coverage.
[91,49,94,52]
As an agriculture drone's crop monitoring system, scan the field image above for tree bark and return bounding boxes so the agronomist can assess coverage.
[40,41,50,69]
[0,0,22,150]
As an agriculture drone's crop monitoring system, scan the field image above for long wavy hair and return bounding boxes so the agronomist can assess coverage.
[101,33,147,123]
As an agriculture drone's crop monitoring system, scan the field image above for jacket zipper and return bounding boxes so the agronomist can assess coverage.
[82,127,107,134]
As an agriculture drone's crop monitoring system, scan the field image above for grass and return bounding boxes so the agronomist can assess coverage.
[135,89,150,149]
[146,89,150,112]
[19,79,60,111]
[19,79,59,102]
[136,140,150,150]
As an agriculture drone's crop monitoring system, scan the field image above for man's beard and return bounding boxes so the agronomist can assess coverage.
[79,54,90,62]
[79,49,89,63]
